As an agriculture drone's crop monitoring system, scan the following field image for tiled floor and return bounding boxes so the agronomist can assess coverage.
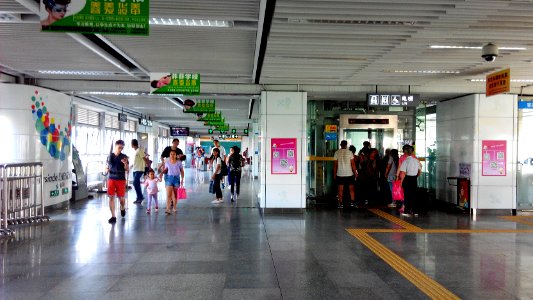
[1,168,533,299]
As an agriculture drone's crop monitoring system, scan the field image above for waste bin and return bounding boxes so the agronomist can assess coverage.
[447,177,470,212]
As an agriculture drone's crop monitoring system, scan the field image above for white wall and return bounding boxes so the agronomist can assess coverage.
[0,83,73,206]
[260,92,307,209]
[436,94,518,210]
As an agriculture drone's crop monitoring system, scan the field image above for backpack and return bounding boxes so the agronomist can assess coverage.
[229,155,242,171]
[220,159,228,176]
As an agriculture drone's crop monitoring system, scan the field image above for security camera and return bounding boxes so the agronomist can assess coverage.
[481,43,499,62]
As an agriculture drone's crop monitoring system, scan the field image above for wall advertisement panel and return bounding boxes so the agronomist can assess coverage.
[482,140,507,176]
[271,138,297,174]
[0,84,73,206]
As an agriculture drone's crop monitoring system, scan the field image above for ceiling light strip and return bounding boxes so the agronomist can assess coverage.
[430,45,526,50]
[149,18,232,27]
[38,70,115,76]
[393,70,460,74]
[470,79,533,82]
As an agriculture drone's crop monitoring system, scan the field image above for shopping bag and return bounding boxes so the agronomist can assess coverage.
[177,187,187,199]
[209,180,215,194]
[392,180,404,201]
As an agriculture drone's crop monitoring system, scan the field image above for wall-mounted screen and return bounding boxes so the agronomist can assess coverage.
[170,127,189,136]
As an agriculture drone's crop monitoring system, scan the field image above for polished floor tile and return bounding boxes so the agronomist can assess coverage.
[2,169,533,299]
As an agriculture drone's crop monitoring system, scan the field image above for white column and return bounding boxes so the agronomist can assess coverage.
[260,91,307,211]
[436,93,518,212]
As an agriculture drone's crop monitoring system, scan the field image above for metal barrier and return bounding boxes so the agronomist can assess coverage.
[1,162,49,238]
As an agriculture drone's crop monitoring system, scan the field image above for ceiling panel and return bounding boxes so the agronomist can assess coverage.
[106,27,257,82]
[0,23,122,73]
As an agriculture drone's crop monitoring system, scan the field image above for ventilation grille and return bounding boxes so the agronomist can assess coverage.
[77,107,100,126]
[105,114,120,129]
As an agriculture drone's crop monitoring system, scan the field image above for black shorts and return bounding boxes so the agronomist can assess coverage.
[336,176,355,185]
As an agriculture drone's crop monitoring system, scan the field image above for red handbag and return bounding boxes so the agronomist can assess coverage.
[177,187,187,200]
[392,181,404,201]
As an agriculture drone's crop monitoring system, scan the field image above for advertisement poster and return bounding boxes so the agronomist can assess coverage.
[482,140,507,176]
[457,178,470,209]
[150,73,200,95]
[0,84,73,206]
[40,0,149,35]
[271,138,297,174]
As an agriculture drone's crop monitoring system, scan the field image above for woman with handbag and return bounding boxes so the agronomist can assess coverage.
[210,148,224,204]
[385,149,400,208]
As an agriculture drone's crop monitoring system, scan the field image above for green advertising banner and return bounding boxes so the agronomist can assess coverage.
[150,73,201,95]
[204,118,226,127]
[198,112,223,122]
[183,99,215,113]
[40,0,149,35]
[215,124,230,132]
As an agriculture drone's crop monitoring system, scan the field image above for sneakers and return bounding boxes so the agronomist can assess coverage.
[211,199,223,204]
[120,208,126,217]
[108,217,117,224]
[230,195,234,202]
[133,199,143,204]
[146,209,151,214]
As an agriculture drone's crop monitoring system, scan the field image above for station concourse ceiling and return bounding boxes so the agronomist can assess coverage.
[2,0,533,133]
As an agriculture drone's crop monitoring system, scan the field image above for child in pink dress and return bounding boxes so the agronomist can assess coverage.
[143,169,160,213]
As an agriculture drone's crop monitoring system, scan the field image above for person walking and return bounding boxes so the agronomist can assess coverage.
[106,140,129,224]
[358,148,380,206]
[210,148,224,204]
[399,146,422,217]
[131,139,146,204]
[143,169,160,214]
[160,150,184,214]
[334,140,357,209]
[385,149,400,207]
[228,146,244,202]
[212,140,227,189]
[159,138,186,172]
[226,147,234,189]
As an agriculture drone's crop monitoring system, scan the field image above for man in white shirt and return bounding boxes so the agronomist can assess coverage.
[399,145,422,216]
[131,139,146,204]
[334,140,357,209]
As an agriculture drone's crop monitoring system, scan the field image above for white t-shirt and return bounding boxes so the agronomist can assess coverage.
[212,145,226,159]
[212,157,221,175]
[399,156,421,176]
[334,148,354,177]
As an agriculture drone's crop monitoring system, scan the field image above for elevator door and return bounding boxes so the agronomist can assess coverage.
[344,128,395,154]
[517,108,533,210]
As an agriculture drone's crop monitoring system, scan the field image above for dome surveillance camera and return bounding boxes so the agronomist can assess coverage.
[482,43,499,62]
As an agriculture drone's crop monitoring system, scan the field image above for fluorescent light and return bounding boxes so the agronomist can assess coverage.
[149,18,232,27]
[77,91,139,96]
[165,97,183,109]
[38,70,115,76]
[469,79,533,82]
[430,45,526,50]
[392,70,460,74]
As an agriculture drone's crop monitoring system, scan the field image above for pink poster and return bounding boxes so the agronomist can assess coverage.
[482,140,506,176]
[271,138,297,174]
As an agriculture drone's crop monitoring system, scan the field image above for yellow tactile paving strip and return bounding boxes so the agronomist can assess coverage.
[347,209,533,299]
[500,215,533,227]
[368,208,423,231]
[347,230,460,300]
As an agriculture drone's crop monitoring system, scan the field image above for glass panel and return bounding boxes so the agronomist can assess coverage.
[344,129,394,154]
[517,108,533,209]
